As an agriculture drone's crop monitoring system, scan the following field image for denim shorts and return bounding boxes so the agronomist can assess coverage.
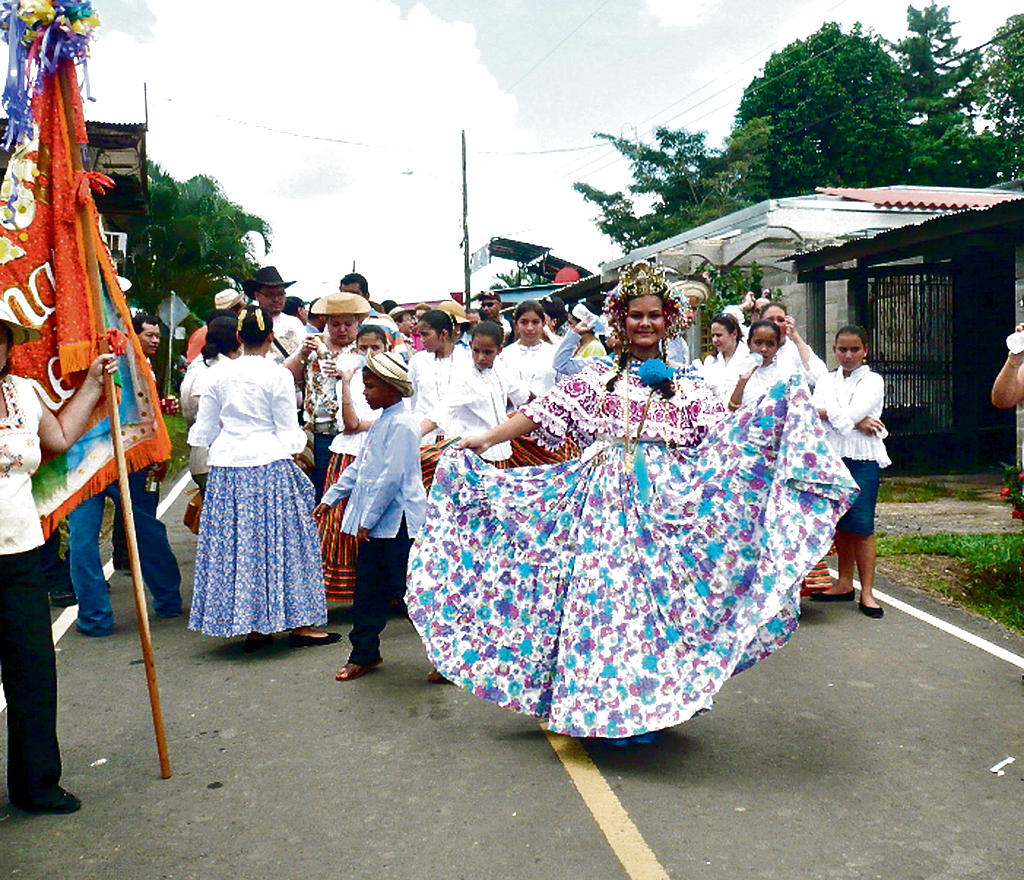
[837,458,880,536]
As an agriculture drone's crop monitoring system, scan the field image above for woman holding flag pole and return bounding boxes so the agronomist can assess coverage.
[0,302,117,814]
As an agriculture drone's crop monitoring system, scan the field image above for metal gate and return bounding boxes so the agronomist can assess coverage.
[864,267,954,436]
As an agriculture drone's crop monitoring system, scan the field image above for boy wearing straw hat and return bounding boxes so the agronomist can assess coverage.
[313,351,426,682]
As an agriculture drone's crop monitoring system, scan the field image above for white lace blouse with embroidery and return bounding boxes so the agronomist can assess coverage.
[521,359,725,451]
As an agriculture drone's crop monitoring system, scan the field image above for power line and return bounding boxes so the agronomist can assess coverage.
[159,96,604,156]
[504,0,615,91]
[566,10,1021,189]
[557,0,855,182]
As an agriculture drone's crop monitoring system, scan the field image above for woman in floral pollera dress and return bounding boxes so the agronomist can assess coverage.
[406,262,858,745]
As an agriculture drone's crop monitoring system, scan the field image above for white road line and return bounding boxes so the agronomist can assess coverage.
[828,568,1024,671]
[0,472,191,716]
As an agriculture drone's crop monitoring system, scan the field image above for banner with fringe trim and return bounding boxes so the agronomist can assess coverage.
[3,55,168,538]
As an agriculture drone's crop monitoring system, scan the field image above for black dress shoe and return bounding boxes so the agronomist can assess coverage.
[810,590,855,602]
[10,787,81,814]
[859,602,884,619]
[49,590,77,608]
[288,631,342,648]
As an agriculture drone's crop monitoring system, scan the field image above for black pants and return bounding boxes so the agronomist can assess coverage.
[0,548,63,803]
[348,518,412,666]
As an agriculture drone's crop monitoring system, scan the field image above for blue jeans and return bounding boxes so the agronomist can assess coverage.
[312,431,336,502]
[68,470,182,636]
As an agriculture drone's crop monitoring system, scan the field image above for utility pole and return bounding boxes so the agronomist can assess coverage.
[462,129,470,308]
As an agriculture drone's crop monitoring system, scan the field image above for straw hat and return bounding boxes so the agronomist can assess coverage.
[213,288,243,310]
[0,300,41,345]
[671,278,712,307]
[435,299,469,324]
[311,292,371,316]
[364,350,413,397]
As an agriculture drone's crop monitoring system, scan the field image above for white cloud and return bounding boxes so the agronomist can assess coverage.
[82,0,616,303]
[645,0,722,29]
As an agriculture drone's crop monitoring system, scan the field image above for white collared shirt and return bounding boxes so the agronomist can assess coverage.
[497,339,557,400]
[811,364,891,467]
[188,355,307,467]
[441,360,528,461]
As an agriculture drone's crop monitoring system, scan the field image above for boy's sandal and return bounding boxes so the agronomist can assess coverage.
[335,660,382,682]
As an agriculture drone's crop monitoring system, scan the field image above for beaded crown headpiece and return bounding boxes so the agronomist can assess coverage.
[603,261,693,340]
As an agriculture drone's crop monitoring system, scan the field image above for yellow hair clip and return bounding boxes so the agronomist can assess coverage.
[255,309,265,332]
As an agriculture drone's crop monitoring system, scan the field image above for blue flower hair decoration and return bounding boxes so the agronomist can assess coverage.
[637,357,674,387]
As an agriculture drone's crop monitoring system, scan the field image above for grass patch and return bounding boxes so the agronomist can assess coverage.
[877,480,982,503]
[163,412,190,479]
[876,532,1024,633]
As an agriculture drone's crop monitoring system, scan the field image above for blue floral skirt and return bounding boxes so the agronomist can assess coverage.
[189,460,327,637]
[406,378,858,738]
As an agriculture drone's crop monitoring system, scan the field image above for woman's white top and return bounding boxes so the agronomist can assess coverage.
[497,340,557,400]
[701,347,757,404]
[442,361,529,462]
[0,375,44,554]
[811,365,891,467]
[328,351,381,458]
[409,347,470,444]
[775,336,827,388]
[188,355,307,467]
[180,353,233,478]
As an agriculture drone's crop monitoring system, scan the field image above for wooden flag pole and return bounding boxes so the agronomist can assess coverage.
[57,63,172,779]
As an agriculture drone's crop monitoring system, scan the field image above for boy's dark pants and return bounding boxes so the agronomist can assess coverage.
[348,518,412,666]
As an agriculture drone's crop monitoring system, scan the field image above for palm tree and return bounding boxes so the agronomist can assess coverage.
[124,162,271,313]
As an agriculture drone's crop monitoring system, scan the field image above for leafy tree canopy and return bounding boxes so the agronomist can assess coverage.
[984,14,1024,178]
[735,22,910,196]
[124,162,271,314]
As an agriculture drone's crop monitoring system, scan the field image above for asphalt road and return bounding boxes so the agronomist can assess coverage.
[2,480,1023,880]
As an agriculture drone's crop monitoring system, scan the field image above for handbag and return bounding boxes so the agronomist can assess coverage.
[183,488,203,535]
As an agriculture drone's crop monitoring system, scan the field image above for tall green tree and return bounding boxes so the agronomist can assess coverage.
[573,127,740,253]
[892,3,1003,185]
[735,22,910,196]
[984,13,1024,178]
[124,162,271,313]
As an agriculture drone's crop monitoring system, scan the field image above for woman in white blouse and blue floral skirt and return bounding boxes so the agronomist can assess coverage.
[187,307,340,651]
[810,325,890,618]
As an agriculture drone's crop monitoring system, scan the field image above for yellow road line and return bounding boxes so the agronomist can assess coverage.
[542,727,671,880]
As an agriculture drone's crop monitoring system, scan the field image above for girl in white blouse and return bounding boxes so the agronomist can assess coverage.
[810,325,890,618]
[408,309,469,444]
[497,300,557,402]
[700,312,755,404]
[187,306,339,649]
[727,319,784,410]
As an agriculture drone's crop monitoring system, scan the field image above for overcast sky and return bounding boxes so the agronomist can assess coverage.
[83,0,1020,304]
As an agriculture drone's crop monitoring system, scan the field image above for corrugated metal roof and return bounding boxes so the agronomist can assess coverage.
[815,186,1024,210]
[788,198,1024,269]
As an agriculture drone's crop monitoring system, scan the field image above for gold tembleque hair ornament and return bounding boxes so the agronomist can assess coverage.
[603,261,693,340]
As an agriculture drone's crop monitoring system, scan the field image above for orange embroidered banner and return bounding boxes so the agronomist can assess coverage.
[3,59,168,536]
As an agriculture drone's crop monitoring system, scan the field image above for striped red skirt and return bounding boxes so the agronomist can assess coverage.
[320,452,359,602]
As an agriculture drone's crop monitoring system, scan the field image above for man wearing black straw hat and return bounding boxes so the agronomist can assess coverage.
[242,266,306,363]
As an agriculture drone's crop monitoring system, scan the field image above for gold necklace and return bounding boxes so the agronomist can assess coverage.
[621,371,655,469]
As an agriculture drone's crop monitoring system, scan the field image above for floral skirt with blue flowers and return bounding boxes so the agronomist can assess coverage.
[189,460,327,637]
[406,379,858,738]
